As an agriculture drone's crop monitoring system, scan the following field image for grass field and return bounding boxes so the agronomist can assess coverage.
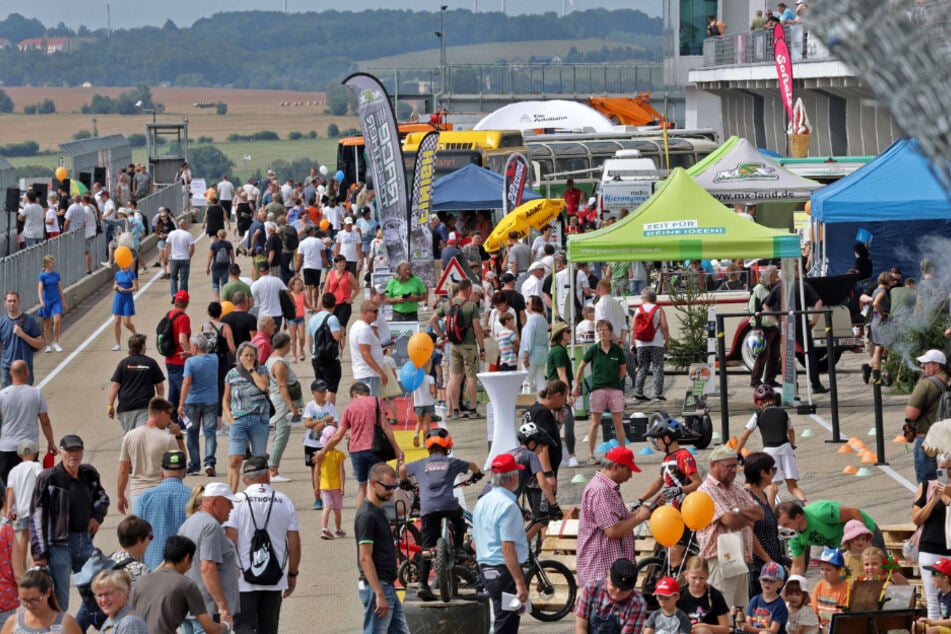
[358,38,654,67]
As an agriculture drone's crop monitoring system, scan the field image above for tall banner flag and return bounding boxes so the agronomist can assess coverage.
[342,73,409,267]
[773,24,795,121]
[503,152,529,214]
[409,131,439,288]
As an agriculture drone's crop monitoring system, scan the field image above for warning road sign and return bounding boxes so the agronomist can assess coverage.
[434,256,480,295]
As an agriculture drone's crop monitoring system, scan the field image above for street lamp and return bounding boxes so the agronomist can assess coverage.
[436,5,449,104]
[135,100,156,123]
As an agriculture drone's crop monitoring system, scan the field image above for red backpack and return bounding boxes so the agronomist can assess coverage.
[633,305,660,342]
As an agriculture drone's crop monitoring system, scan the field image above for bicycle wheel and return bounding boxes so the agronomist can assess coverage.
[436,537,454,602]
[396,522,421,563]
[450,564,482,599]
[633,556,666,612]
[397,559,420,588]
[526,559,577,622]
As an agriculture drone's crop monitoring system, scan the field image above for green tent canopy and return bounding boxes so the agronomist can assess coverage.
[566,168,801,262]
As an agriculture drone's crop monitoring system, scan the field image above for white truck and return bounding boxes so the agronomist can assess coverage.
[597,150,665,220]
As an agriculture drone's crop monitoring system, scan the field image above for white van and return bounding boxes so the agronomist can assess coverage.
[597,150,665,220]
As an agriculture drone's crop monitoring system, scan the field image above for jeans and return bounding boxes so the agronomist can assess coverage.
[24,237,43,247]
[211,267,229,293]
[185,402,219,471]
[481,565,520,634]
[358,581,410,634]
[915,434,938,484]
[48,531,94,610]
[170,259,191,297]
[235,590,283,634]
[166,364,185,424]
[630,279,647,296]
[182,614,220,634]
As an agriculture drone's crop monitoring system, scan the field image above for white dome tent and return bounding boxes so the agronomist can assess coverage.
[474,100,615,133]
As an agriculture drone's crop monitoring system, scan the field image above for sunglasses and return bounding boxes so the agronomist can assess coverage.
[375,481,399,491]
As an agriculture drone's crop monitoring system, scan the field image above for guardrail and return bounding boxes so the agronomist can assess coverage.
[137,183,184,226]
[701,24,831,69]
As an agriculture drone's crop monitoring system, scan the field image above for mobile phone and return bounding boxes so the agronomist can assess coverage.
[939,468,949,485]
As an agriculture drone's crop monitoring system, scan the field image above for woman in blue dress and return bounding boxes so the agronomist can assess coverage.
[111,264,138,351]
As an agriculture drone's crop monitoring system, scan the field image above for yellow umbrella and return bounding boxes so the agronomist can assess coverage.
[485,199,565,252]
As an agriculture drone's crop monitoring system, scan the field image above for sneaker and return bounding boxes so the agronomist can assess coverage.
[568,456,579,468]
[633,393,650,402]
[585,456,600,466]
[204,466,216,477]
[312,500,324,510]
[186,469,201,476]
[812,384,829,394]
[270,474,291,483]
[153,262,162,268]
[335,529,346,537]
[417,587,437,602]
[111,344,121,351]
[861,363,871,384]
[320,528,334,540]
[52,342,63,352]
[100,261,111,268]
[44,346,51,353]
[653,395,667,401]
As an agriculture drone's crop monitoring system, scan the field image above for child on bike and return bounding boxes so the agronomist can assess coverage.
[637,418,701,568]
[399,428,483,602]
[737,384,807,503]
[740,562,789,634]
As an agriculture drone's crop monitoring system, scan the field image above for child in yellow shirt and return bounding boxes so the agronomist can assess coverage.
[318,426,347,540]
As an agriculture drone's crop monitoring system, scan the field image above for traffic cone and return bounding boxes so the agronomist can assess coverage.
[893,435,908,443]
[837,445,853,454]
[726,436,739,449]
[570,474,587,484]
[638,446,655,456]
[842,465,858,474]
[861,453,877,464]
[856,467,873,477]
[800,429,816,438]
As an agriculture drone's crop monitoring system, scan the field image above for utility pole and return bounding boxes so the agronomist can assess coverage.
[106,3,111,38]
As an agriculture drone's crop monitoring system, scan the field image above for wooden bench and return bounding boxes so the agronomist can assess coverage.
[539,514,660,579]
[879,523,925,607]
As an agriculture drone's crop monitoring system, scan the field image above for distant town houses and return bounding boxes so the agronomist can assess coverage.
[17,37,73,54]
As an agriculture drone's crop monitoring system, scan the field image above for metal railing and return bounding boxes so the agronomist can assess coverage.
[137,184,184,227]
[701,24,831,69]
[364,63,665,97]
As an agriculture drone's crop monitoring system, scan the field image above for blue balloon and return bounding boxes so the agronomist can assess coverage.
[335,170,345,182]
[399,361,425,393]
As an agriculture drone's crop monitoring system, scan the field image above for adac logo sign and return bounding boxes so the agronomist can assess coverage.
[713,162,779,183]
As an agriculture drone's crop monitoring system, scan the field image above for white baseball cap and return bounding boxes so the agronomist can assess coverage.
[918,349,947,366]
[344,217,354,224]
[203,482,238,501]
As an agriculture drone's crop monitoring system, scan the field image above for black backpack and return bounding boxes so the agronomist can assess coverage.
[445,300,471,345]
[281,225,299,251]
[240,492,286,586]
[312,315,338,362]
[156,311,185,357]
[927,376,951,421]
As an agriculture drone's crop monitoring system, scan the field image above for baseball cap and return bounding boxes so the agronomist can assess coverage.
[499,272,516,284]
[759,561,786,582]
[344,216,353,224]
[228,263,241,275]
[925,558,951,577]
[653,576,680,596]
[447,231,459,244]
[162,450,187,470]
[609,558,638,591]
[604,446,641,472]
[918,349,947,366]
[16,439,38,456]
[242,456,269,474]
[709,444,739,463]
[310,379,328,392]
[203,482,239,501]
[60,434,84,450]
[173,290,190,304]
[490,453,526,473]
[841,519,873,544]
[818,547,845,568]
[257,260,270,271]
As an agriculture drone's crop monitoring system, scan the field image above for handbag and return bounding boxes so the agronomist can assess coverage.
[286,379,303,402]
[716,532,749,579]
[280,290,296,320]
[904,481,939,560]
[370,398,397,462]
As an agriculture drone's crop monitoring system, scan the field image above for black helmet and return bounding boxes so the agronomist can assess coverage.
[644,418,683,440]
[518,421,554,447]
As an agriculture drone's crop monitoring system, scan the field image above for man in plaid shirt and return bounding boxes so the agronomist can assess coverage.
[696,444,764,610]
[576,447,651,587]
[574,557,647,633]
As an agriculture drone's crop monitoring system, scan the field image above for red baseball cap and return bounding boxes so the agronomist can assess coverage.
[490,454,526,473]
[926,558,951,577]
[653,577,680,596]
[173,290,190,304]
[605,446,641,472]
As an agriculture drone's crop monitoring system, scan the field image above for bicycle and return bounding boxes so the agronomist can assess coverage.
[631,496,697,612]
[520,515,578,622]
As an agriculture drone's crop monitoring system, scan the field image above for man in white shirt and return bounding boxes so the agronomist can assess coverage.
[296,226,327,309]
[348,301,386,397]
[18,191,45,247]
[250,262,289,331]
[165,217,197,299]
[63,195,85,234]
[243,179,261,210]
[554,255,593,322]
[520,261,546,302]
[217,176,235,217]
[531,225,559,260]
[281,179,294,207]
[223,456,301,634]
[323,200,343,234]
[593,279,628,346]
[333,217,363,276]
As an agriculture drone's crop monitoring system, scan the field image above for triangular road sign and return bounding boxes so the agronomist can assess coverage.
[434,255,480,295]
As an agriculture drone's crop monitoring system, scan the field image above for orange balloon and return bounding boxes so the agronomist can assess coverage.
[680,491,715,531]
[55,166,68,181]
[319,219,330,231]
[649,505,685,547]
[114,246,133,270]
[407,332,434,368]
[804,200,812,216]
[220,301,234,317]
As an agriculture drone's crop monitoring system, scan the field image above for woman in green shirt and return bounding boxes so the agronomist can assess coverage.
[546,322,579,467]
[383,261,427,322]
[572,320,627,464]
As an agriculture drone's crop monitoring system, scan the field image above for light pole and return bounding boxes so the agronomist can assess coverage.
[436,5,448,105]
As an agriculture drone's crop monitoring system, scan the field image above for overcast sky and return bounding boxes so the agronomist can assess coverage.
[4,1,659,30]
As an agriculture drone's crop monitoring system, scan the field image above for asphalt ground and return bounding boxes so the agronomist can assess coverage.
[30,229,920,633]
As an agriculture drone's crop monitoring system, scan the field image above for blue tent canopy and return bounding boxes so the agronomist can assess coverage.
[432,163,541,212]
[810,138,951,275]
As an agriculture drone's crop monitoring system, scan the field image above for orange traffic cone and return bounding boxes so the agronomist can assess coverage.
[893,435,908,443]
[726,436,739,449]
[861,453,877,464]
[837,445,853,454]
[842,465,858,474]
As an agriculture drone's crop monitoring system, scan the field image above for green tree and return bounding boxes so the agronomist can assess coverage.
[16,164,53,179]
[0,89,12,113]
[73,129,93,140]
[288,131,303,140]
[189,145,235,180]
[215,101,227,115]
[325,83,350,117]
[37,99,55,114]
[127,133,146,147]
[327,123,340,138]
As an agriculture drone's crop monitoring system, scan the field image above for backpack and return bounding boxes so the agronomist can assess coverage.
[311,314,338,362]
[75,549,135,629]
[202,322,225,357]
[156,310,185,357]
[213,242,231,266]
[239,491,286,586]
[927,376,951,422]
[281,225,299,251]
[633,305,661,342]
[445,300,472,344]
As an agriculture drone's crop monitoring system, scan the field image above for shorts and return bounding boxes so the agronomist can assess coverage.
[10,517,28,531]
[84,236,95,253]
[414,405,435,418]
[303,268,322,287]
[350,449,381,484]
[589,388,625,414]
[764,444,800,482]
[38,300,63,319]
[305,445,321,467]
[320,488,343,509]
[157,239,167,250]
[312,358,342,393]
[449,344,479,379]
[287,317,304,325]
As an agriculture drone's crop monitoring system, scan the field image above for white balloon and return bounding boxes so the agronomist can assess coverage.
[319,165,328,176]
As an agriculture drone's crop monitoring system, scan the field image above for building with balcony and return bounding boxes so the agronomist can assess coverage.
[663,0,899,156]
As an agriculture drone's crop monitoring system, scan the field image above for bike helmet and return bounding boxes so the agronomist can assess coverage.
[753,383,775,404]
[424,428,453,450]
[517,421,554,447]
[746,331,766,357]
[644,418,683,440]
